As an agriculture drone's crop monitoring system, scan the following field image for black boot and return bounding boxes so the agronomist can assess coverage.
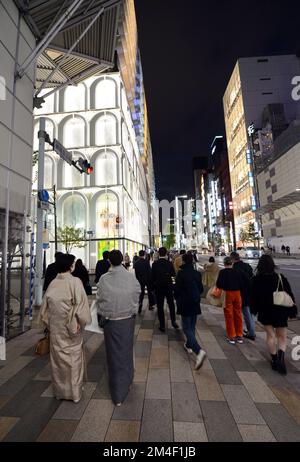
[271,353,278,371]
[277,349,287,375]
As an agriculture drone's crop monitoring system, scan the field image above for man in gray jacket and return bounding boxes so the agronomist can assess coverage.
[96,250,140,406]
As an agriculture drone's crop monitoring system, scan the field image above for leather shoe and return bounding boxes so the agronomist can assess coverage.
[159,326,166,333]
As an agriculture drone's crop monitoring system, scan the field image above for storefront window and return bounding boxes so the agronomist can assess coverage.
[96,192,119,238]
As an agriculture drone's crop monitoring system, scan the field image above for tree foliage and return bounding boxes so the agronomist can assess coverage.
[57,226,87,254]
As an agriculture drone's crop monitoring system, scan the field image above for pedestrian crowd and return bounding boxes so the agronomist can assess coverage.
[40,247,298,408]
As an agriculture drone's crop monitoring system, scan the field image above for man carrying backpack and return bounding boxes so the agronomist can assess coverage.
[174,252,207,370]
[151,247,179,332]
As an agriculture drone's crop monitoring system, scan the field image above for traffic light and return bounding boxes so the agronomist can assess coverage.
[77,158,93,174]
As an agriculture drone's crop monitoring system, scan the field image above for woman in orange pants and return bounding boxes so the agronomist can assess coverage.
[216,257,243,345]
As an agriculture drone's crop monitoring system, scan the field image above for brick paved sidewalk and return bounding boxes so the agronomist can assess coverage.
[0,299,300,442]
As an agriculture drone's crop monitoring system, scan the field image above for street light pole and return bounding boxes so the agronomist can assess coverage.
[35,117,45,307]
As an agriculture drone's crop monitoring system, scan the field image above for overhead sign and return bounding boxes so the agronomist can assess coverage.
[53,139,73,165]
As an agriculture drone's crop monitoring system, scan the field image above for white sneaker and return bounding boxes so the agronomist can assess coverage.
[183,343,193,354]
[73,398,81,404]
[195,349,207,370]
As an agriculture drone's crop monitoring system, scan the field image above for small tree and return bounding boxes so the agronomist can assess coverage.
[57,226,87,254]
[239,227,249,246]
[247,222,259,247]
[163,223,176,250]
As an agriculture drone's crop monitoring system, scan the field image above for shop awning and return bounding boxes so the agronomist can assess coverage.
[15,0,121,95]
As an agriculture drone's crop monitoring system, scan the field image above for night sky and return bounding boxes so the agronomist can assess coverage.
[134,0,300,200]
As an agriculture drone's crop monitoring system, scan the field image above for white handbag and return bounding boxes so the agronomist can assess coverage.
[273,274,294,307]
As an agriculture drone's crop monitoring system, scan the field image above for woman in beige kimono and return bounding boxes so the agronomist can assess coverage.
[203,257,220,289]
[40,253,91,403]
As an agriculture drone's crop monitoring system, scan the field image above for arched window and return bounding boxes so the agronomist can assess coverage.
[95,151,118,186]
[62,116,85,148]
[44,156,54,189]
[63,153,85,188]
[62,195,86,229]
[95,114,117,146]
[63,84,85,112]
[95,79,117,109]
[96,192,118,238]
[33,119,54,151]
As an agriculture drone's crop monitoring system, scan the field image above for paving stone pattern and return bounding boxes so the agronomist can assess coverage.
[0,300,300,442]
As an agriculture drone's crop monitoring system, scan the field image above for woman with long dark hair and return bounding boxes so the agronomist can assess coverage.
[72,259,91,295]
[251,254,297,375]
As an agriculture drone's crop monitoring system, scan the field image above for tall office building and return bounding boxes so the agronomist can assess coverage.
[223,55,300,243]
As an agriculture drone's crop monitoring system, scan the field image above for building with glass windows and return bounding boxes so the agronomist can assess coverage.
[33,72,152,269]
[223,54,300,244]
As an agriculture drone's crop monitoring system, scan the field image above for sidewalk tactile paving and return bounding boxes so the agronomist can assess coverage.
[173,421,208,442]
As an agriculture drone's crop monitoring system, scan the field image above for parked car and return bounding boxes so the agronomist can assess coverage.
[238,246,262,259]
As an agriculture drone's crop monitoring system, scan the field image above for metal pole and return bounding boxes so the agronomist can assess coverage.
[19,210,27,331]
[53,185,58,252]
[34,117,46,307]
[28,232,35,321]
[16,0,84,79]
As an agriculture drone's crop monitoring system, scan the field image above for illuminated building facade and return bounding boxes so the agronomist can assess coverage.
[223,55,300,243]
[33,73,151,268]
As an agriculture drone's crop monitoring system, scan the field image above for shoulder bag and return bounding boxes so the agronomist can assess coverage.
[273,273,294,307]
[35,329,50,356]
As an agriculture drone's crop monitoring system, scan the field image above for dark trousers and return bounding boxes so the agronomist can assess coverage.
[139,283,156,311]
[155,287,176,329]
[181,315,201,355]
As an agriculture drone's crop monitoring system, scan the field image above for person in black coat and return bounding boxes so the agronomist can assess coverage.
[174,253,207,370]
[134,250,156,313]
[95,251,110,283]
[250,254,297,375]
[72,259,91,295]
[151,247,179,332]
[43,252,64,292]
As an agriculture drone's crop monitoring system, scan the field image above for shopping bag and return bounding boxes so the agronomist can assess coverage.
[206,286,223,307]
[85,300,103,334]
